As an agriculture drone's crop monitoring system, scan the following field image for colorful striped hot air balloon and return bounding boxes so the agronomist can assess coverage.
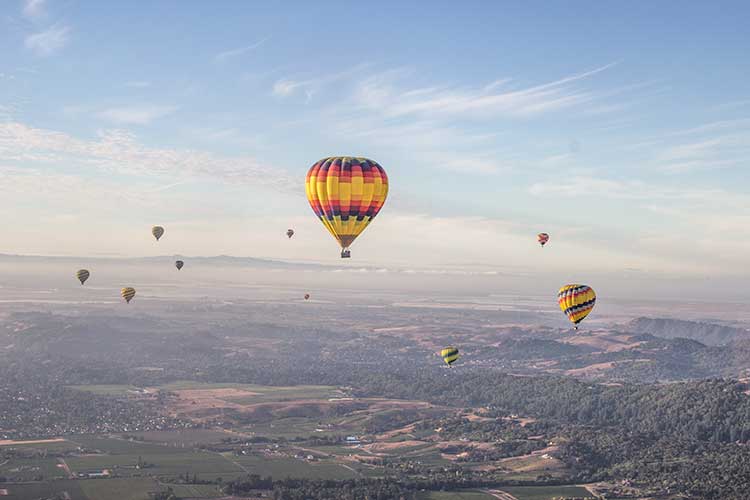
[440,347,460,366]
[558,284,596,329]
[152,226,164,241]
[121,287,136,304]
[175,260,184,270]
[538,233,549,247]
[76,269,90,285]
[305,157,388,258]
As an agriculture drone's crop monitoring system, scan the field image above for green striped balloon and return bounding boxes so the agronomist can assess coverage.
[440,347,459,366]
[76,269,90,285]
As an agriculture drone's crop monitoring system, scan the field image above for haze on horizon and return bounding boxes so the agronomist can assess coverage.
[1,0,749,297]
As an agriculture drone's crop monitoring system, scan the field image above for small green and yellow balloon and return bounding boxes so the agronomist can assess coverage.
[152,226,164,241]
[76,269,90,285]
[121,287,136,304]
[440,347,460,366]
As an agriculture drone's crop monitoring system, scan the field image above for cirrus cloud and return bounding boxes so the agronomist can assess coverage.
[25,24,70,56]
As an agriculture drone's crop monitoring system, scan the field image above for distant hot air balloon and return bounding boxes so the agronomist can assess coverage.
[175,260,184,271]
[538,233,550,247]
[121,287,136,304]
[287,229,294,239]
[304,293,310,300]
[440,347,460,367]
[558,284,596,329]
[76,269,90,285]
[152,226,165,241]
[305,157,388,258]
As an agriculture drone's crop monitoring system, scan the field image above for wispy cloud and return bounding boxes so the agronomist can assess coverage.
[310,64,626,175]
[22,0,46,19]
[529,176,744,207]
[272,79,306,97]
[325,115,509,173]
[621,119,750,173]
[0,121,295,190]
[214,37,269,63]
[148,180,191,193]
[529,174,750,271]
[25,24,70,56]
[711,99,750,112]
[271,66,367,100]
[97,105,178,125]
[662,118,750,138]
[350,63,619,119]
[657,137,725,161]
[654,127,750,173]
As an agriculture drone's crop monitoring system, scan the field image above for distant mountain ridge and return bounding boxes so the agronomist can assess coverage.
[0,253,328,269]
[623,317,750,346]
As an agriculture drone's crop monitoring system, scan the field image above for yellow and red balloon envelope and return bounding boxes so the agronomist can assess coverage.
[305,157,388,256]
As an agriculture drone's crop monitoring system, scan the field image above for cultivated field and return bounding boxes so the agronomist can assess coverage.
[495,485,594,499]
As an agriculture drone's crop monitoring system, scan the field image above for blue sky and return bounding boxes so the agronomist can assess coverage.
[1,0,749,281]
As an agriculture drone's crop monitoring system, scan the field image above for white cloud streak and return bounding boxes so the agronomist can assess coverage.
[97,105,178,125]
[528,176,744,205]
[272,66,368,99]
[0,121,295,190]
[22,0,46,19]
[351,63,618,119]
[25,24,70,56]
[214,37,269,63]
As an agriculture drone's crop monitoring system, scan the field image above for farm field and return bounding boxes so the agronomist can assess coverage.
[78,477,164,500]
[231,454,359,480]
[66,450,244,481]
[421,491,495,499]
[242,415,365,439]
[73,435,197,454]
[0,438,79,451]
[157,381,344,403]
[0,480,87,500]
[67,384,145,396]
[0,456,67,481]
[166,483,223,498]
[57,436,245,481]
[120,429,248,445]
[68,382,343,402]
[498,485,594,499]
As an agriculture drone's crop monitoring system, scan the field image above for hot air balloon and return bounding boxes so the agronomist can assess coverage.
[440,347,460,366]
[538,233,550,247]
[175,260,184,270]
[305,157,388,258]
[76,269,90,285]
[152,226,164,241]
[304,293,310,300]
[121,287,136,304]
[558,284,596,329]
[287,229,294,239]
